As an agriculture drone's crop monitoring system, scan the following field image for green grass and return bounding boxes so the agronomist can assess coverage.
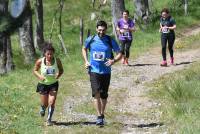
[1,0,200,133]
[151,63,200,133]
[0,71,42,134]
[149,33,200,133]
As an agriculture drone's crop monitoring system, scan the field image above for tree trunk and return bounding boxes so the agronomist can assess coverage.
[6,36,15,72]
[111,0,125,39]
[0,37,7,74]
[134,0,150,24]
[35,0,44,51]
[19,0,36,64]
[183,0,188,16]
[0,0,8,74]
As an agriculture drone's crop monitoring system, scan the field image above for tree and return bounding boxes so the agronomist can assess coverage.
[35,0,45,51]
[134,0,151,24]
[111,0,125,39]
[0,0,14,74]
[6,37,15,72]
[18,0,36,64]
[0,36,7,74]
[183,0,188,16]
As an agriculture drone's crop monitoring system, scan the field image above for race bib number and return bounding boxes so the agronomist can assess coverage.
[93,51,105,61]
[46,68,55,76]
[122,31,130,38]
[162,27,169,33]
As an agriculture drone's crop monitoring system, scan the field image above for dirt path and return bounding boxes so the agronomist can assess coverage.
[52,25,200,133]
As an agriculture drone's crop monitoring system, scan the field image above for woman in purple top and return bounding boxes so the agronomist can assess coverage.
[116,10,135,65]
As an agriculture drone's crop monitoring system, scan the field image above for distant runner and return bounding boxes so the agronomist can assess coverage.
[33,42,64,126]
[159,8,176,66]
[116,9,135,65]
[82,20,122,126]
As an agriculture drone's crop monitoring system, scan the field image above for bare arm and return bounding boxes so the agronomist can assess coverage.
[33,59,45,81]
[129,26,135,32]
[105,52,122,66]
[82,46,90,69]
[56,58,64,79]
[168,24,176,30]
[159,23,162,32]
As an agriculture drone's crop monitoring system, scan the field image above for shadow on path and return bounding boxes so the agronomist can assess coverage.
[175,61,195,66]
[52,121,96,126]
[123,122,164,128]
[128,63,157,67]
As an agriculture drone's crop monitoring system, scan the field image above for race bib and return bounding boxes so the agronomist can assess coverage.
[122,31,130,38]
[93,51,105,61]
[46,68,55,76]
[162,27,169,33]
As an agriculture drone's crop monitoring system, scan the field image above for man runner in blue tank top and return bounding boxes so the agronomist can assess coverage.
[82,20,122,126]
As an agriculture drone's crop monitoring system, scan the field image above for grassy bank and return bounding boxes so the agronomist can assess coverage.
[150,33,200,133]
[151,62,200,133]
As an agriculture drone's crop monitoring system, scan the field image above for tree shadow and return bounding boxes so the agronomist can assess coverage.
[128,63,157,67]
[175,61,194,66]
[52,121,96,126]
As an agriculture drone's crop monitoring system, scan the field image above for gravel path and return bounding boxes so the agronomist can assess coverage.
[54,25,200,133]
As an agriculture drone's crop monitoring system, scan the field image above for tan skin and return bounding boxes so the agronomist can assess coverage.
[82,26,122,117]
[33,50,63,108]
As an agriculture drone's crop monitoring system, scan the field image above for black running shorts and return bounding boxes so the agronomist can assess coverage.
[36,81,59,95]
[89,72,111,99]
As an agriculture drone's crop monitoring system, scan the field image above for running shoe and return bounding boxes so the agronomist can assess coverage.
[124,58,129,66]
[46,120,53,126]
[39,106,46,117]
[160,60,167,67]
[96,116,103,126]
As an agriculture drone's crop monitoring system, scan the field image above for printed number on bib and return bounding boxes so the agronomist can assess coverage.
[46,68,55,76]
[93,51,105,61]
[122,31,130,38]
[162,27,169,33]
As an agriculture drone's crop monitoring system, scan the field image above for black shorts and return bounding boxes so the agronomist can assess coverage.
[36,81,59,95]
[89,72,111,99]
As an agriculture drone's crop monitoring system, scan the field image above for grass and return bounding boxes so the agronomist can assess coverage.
[148,32,200,133]
[150,32,200,133]
[1,0,200,133]
[151,62,200,133]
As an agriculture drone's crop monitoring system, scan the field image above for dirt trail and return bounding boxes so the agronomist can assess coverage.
[53,25,200,133]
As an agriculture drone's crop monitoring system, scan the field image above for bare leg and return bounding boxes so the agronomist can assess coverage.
[39,94,48,116]
[100,98,107,115]
[94,92,101,116]
[47,91,57,125]
[40,94,48,107]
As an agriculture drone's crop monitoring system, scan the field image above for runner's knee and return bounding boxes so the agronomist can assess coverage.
[100,92,108,99]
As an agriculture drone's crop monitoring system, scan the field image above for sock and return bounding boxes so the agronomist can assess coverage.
[47,106,54,121]
[41,105,46,111]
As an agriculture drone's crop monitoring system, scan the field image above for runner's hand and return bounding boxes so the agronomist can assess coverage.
[39,75,45,81]
[55,73,59,79]
[120,29,125,33]
[105,59,115,66]
[85,61,91,69]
